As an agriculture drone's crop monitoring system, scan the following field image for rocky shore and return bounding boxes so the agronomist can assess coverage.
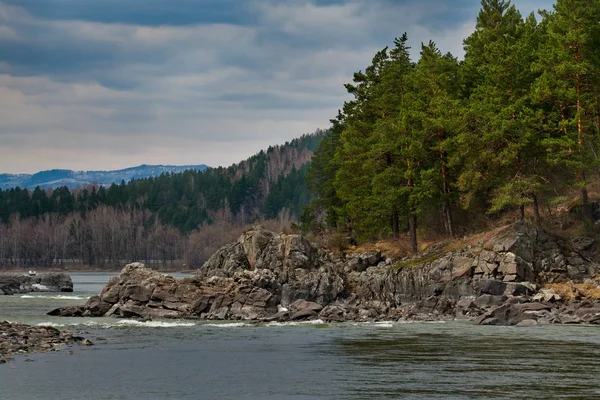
[0,321,93,364]
[0,272,73,295]
[48,223,600,326]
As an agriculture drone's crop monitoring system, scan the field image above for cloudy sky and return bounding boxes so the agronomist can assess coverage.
[0,0,554,173]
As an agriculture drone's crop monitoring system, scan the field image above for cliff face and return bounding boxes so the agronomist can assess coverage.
[348,223,598,308]
[50,223,600,325]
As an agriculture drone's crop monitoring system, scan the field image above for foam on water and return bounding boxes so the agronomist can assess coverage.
[205,322,253,328]
[37,321,66,327]
[265,319,326,327]
[20,294,90,300]
[373,321,394,328]
[116,319,196,328]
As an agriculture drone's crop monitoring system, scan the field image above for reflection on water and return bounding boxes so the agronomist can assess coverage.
[331,326,600,399]
[2,273,600,400]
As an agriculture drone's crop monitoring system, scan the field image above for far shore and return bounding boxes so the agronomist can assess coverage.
[0,267,198,274]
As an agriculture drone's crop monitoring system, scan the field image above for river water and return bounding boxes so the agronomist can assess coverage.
[1,272,600,399]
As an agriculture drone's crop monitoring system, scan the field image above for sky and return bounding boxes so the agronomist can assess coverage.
[0,0,555,174]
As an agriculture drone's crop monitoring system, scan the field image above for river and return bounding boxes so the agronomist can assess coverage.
[1,272,600,399]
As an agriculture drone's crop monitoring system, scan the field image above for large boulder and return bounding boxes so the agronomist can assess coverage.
[0,272,73,295]
[36,272,73,292]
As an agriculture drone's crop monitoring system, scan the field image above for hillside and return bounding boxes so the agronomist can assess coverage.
[0,131,324,269]
[0,164,209,190]
[302,1,600,252]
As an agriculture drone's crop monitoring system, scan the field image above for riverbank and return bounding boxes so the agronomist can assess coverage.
[46,222,600,326]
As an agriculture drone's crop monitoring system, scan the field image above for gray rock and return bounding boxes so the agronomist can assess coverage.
[45,223,600,325]
[513,302,551,312]
[516,319,538,327]
[290,299,323,313]
[290,309,318,320]
[0,272,73,295]
[319,305,347,322]
[476,303,528,326]
[473,294,507,309]
[477,280,508,296]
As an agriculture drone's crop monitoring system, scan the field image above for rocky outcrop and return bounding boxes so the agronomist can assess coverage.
[0,321,93,364]
[0,272,73,295]
[48,223,600,326]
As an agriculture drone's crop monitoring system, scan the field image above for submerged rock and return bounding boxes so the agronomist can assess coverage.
[0,321,92,363]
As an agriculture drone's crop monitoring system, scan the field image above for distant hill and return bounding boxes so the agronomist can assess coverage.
[0,164,209,190]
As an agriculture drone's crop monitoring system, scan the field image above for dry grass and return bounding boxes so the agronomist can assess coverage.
[352,236,414,259]
[350,223,515,265]
[544,283,578,302]
[575,283,600,300]
[544,282,600,301]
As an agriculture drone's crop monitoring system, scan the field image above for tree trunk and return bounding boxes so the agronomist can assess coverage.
[442,198,454,238]
[408,215,418,254]
[579,171,593,221]
[438,130,454,238]
[392,208,400,240]
[532,193,542,228]
[519,205,525,221]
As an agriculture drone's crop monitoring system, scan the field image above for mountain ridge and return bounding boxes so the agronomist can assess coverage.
[0,164,209,190]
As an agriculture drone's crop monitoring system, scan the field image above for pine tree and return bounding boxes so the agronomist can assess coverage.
[334,47,395,239]
[534,0,600,221]
[459,1,547,223]
[408,42,464,238]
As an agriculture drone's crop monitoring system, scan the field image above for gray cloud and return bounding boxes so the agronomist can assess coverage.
[0,0,555,173]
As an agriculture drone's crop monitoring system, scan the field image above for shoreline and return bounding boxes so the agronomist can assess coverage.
[0,268,198,274]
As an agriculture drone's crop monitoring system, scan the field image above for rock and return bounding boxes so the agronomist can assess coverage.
[47,306,85,317]
[558,314,582,324]
[290,299,323,313]
[290,309,318,320]
[44,223,600,325]
[570,237,595,251]
[263,310,290,322]
[476,304,528,326]
[347,257,367,272]
[456,299,478,310]
[84,296,112,317]
[0,272,73,295]
[0,321,92,360]
[513,303,551,312]
[37,272,73,292]
[473,294,507,309]
[477,280,508,296]
[505,282,535,296]
[533,288,561,303]
[478,317,500,325]
[319,305,347,322]
[516,319,538,327]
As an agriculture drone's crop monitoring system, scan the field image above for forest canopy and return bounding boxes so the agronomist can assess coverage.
[302,0,600,252]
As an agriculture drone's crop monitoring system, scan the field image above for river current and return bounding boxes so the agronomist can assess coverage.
[1,272,600,399]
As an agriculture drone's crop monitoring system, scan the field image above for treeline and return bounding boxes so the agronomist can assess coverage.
[0,207,182,269]
[303,0,600,252]
[0,133,322,269]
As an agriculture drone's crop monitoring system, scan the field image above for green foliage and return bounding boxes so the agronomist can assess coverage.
[0,132,324,233]
[305,0,600,249]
